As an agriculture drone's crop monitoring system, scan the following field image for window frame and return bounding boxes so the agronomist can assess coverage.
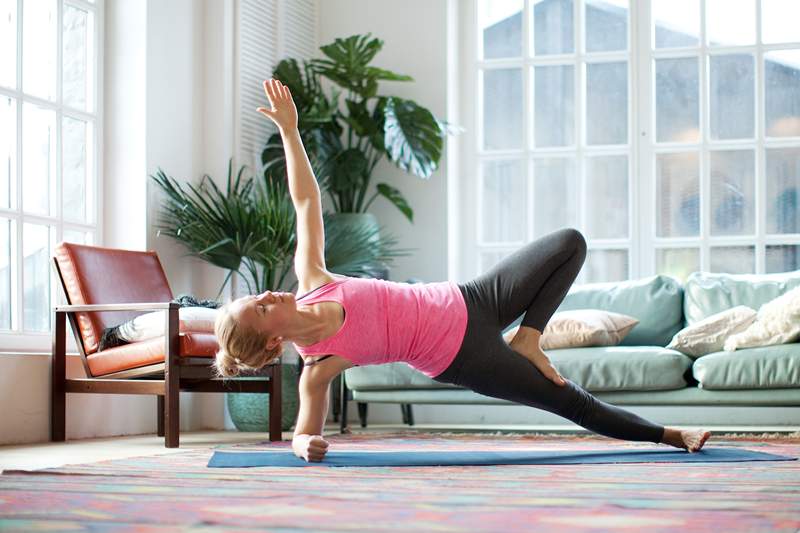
[459,0,800,284]
[0,0,104,352]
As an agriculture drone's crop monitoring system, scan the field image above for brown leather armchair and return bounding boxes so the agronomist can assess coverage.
[51,242,281,448]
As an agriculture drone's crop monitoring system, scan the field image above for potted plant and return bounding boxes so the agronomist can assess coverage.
[262,33,459,266]
[151,161,411,432]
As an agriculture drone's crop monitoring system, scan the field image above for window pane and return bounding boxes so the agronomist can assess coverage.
[656,248,699,283]
[534,65,574,147]
[63,5,94,111]
[534,158,577,236]
[63,228,91,244]
[586,62,627,145]
[0,96,14,209]
[653,0,699,49]
[0,0,16,89]
[585,0,627,52]
[710,150,755,236]
[482,69,523,150]
[656,152,699,237]
[766,147,800,234]
[0,218,10,329]
[23,223,51,332]
[584,249,628,283]
[532,0,573,56]
[762,0,800,44]
[710,246,754,274]
[22,103,55,215]
[766,245,800,273]
[23,0,57,101]
[655,58,699,143]
[481,159,525,243]
[709,55,754,140]
[585,155,628,239]
[765,51,800,138]
[479,0,522,60]
[706,0,754,46]
[63,116,90,222]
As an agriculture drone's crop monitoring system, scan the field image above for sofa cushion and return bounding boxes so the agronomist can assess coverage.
[546,274,684,347]
[692,343,800,389]
[683,269,800,325]
[344,346,692,393]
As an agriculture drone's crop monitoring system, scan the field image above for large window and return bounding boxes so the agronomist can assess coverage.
[462,0,800,284]
[0,0,101,350]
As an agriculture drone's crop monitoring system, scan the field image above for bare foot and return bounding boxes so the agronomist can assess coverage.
[662,427,712,452]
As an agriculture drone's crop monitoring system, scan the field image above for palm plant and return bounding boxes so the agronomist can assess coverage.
[151,161,410,298]
[262,33,459,224]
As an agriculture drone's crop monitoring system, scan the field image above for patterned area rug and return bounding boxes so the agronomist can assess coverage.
[1,431,799,532]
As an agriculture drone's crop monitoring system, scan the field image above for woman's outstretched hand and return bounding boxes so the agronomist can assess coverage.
[257,78,298,133]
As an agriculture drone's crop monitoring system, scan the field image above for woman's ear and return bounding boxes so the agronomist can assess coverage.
[266,336,283,350]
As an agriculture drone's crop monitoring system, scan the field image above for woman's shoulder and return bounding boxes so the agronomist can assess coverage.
[296,270,350,298]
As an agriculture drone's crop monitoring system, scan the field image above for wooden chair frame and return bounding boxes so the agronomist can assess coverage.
[50,257,282,448]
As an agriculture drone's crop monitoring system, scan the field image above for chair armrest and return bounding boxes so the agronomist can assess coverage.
[54,302,180,313]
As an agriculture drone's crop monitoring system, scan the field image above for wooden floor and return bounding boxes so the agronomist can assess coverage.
[1,424,797,472]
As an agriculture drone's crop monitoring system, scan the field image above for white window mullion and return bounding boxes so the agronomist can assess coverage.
[14,0,23,333]
[755,0,765,274]
[699,0,708,272]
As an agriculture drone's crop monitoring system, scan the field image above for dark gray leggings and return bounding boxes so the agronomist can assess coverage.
[433,228,665,444]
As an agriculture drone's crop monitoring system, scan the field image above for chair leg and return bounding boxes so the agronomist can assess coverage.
[268,363,282,441]
[358,402,368,428]
[164,378,179,448]
[51,311,66,442]
[164,307,180,448]
[157,395,165,437]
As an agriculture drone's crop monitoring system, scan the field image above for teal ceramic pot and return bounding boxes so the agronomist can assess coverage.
[227,352,301,432]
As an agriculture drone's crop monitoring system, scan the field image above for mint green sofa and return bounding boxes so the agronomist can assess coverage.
[339,271,800,432]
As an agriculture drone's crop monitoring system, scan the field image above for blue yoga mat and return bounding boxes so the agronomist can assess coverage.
[207,448,797,468]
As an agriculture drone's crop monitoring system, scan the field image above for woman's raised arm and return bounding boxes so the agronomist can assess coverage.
[258,78,327,280]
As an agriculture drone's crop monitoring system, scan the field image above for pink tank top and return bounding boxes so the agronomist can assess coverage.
[293,276,468,378]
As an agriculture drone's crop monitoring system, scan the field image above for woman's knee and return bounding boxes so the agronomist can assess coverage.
[562,227,587,257]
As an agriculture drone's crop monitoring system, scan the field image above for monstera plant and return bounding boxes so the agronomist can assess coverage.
[262,33,459,224]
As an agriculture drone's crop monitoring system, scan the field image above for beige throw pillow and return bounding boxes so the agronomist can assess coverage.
[503,309,639,349]
[666,305,757,358]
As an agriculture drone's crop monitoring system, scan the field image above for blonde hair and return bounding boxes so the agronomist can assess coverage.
[213,301,283,378]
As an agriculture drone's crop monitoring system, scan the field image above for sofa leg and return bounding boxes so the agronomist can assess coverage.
[401,404,415,426]
[339,372,349,434]
[157,395,165,437]
[358,402,368,428]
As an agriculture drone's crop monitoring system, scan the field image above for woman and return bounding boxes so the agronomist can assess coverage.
[215,78,711,463]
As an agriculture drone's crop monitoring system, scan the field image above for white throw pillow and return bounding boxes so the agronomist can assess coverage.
[723,285,800,351]
[503,309,639,349]
[117,307,218,342]
[666,305,757,358]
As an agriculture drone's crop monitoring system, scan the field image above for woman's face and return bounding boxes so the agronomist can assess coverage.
[232,290,297,336]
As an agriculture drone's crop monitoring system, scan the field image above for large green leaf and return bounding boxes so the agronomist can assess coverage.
[376,182,413,223]
[383,97,444,178]
[329,148,368,194]
[312,33,412,99]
